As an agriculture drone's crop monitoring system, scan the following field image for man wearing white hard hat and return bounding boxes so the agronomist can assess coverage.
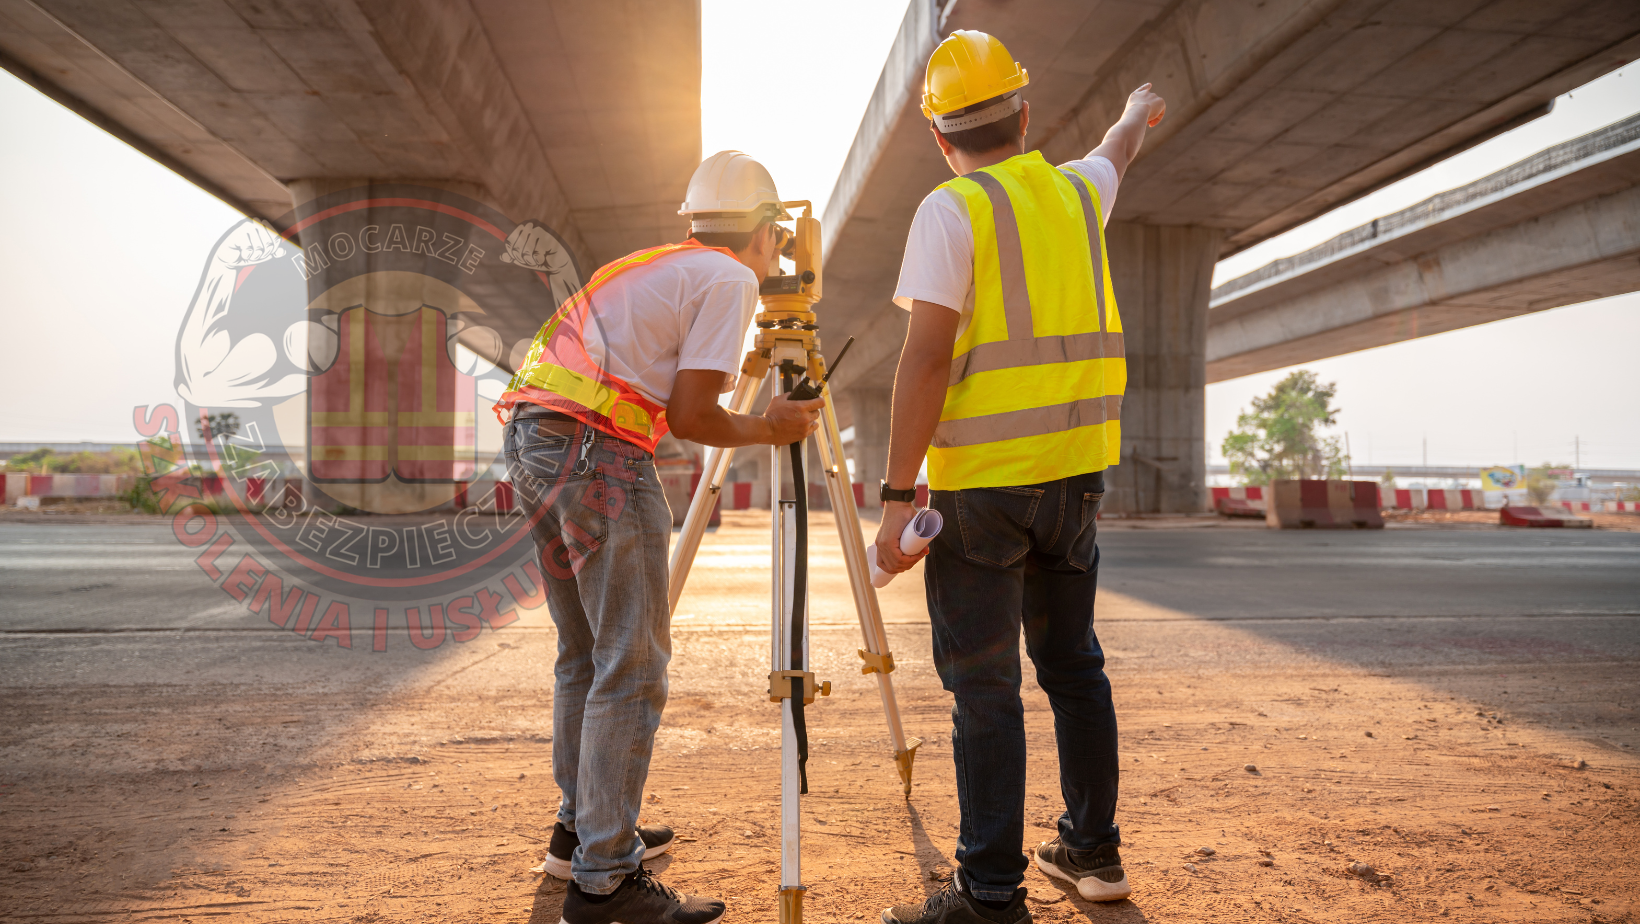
[495,151,821,924]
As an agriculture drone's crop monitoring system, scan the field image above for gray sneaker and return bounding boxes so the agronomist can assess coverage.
[882,870,1029,924]
[1034,837,1129,901]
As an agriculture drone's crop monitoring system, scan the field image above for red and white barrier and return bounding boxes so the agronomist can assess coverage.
[1426,489,1485,510]
[1265,480,1384,529]
[1560,501,1593,513]
[1380,488,1426,509]
[1210,486,1265,503]
[1215,497,1266,517]
[1606,501,1640,513]
[1501,506,1593,528]
[5,472,136,505]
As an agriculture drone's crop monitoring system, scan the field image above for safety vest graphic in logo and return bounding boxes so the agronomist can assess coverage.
[309,306,476,483]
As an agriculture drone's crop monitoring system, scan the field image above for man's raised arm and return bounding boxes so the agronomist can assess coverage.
[1089,83,1167,180]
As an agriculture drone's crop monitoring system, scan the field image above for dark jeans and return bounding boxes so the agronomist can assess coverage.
[924,469,1119,901]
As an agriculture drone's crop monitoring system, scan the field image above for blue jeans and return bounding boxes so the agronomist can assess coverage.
[924,470,1119,901]
[505,419,672,895]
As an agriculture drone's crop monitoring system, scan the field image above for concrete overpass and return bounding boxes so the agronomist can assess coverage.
[819,0,1640,512]
[1207,113,1640,380]
[0,0,702,348]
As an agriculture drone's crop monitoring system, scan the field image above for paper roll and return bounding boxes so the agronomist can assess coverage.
[866,507,944,587]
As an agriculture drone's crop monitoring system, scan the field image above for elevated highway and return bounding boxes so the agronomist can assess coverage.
[819,0,1640,512]
[0,0,701,347]
[1206,113,1640,380]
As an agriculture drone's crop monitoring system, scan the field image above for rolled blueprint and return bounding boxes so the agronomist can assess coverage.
[866,507,943,587]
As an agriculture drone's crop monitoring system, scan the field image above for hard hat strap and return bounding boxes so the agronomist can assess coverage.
[933,92,1021,133]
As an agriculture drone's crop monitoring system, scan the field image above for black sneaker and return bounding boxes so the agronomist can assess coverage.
[560,866,723,924]
[534,821,677,878]
[882,870,1030,924]
[1033,837,1129,901]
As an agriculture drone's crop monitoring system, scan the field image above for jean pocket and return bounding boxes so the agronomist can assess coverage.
[955,486,1044,567]
[1066,490,1104,572]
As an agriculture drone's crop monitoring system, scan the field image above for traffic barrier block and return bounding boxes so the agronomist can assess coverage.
[1215,496,1265,518]
[1426,489,1484,510]
[1605,501,1640,513]
[1265,480,1384,529]
[1501,506,1593,528]
[1210,486,1265,503]
[1381,488,1426,509]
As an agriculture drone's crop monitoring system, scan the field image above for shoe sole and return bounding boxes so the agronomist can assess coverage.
[533,838,676,878]
[559,913,720,924]
[1035,852,1131,902]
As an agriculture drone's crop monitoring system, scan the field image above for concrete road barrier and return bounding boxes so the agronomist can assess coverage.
[1381,488,1427,509]
[1500,506,1593,528]
[1215,496,1266,518]
[1427,489,1485,510]
[1265,480,1385,529]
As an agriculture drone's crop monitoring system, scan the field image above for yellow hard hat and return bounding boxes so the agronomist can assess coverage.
[921,30,1029,129]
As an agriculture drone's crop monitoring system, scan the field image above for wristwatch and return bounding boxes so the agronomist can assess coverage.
[879,480,917,504]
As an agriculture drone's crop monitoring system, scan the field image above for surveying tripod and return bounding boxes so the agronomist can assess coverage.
[665,202,919,924]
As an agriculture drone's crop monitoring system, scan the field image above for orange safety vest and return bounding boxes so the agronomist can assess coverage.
[494,239,739,452]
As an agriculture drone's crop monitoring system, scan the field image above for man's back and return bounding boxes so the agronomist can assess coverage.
[579,248,757,406]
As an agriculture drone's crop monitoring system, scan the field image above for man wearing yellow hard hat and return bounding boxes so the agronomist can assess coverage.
[871,30,1166,924]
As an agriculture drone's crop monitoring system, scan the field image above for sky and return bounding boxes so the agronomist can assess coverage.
[0,1,1636,469]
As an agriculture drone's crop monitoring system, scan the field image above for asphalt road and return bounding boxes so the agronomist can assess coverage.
[2,521,1637,632]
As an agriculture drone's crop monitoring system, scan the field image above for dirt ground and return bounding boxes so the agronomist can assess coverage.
[1,510,1636,923]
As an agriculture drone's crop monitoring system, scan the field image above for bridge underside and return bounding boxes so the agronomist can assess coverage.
[822,0,1640,511]
[1208,118,1640,381]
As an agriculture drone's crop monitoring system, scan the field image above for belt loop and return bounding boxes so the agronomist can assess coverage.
[571,426,596,476]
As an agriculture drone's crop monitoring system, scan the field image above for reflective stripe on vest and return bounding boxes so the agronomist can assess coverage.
[926,151,1125,491]
[493,239,739,452]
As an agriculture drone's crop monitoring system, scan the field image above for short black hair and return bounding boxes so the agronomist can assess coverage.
[935,99,1024,155]
[689,218,771,254]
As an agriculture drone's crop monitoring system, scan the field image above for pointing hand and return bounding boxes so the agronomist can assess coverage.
[1128,83,1166,127]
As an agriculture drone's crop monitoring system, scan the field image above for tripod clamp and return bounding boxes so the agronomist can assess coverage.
[768,670,832,704]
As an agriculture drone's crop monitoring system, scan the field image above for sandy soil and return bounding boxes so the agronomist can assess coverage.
[1,510,1636,923]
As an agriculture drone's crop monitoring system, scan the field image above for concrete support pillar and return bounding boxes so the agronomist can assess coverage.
[285,177,499,515]
[1103,222,1223,515]
[847,388,893,508]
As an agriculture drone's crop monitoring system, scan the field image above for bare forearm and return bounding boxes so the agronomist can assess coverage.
[885,363,943,488]
[1090,106,1149,176]
[884,305,956,488]
[671,406,774,448]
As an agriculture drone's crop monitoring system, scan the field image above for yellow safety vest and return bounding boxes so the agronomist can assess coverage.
[926,150,1125,491]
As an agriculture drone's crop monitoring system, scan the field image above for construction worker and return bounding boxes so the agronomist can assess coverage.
[494,151,821,924]
[871,31,1165,924]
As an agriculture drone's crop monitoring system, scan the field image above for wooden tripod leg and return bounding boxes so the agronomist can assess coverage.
[812,391,922,796]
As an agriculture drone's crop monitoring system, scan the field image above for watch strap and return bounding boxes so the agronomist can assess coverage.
[879,480,917,503]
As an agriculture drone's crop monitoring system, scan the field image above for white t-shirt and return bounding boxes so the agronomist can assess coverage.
[579,247,757,406]
[893,156,1119,339]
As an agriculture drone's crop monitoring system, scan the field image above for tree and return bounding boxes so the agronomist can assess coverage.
[1221,370,1350,485]
[1524,463,1567,506]
[1380,468,1397,489]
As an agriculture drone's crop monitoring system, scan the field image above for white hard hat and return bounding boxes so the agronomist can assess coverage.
[679,151,791,233]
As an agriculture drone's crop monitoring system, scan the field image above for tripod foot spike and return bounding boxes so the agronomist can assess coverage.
[896,737,923,798]
[779,886,806,924]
